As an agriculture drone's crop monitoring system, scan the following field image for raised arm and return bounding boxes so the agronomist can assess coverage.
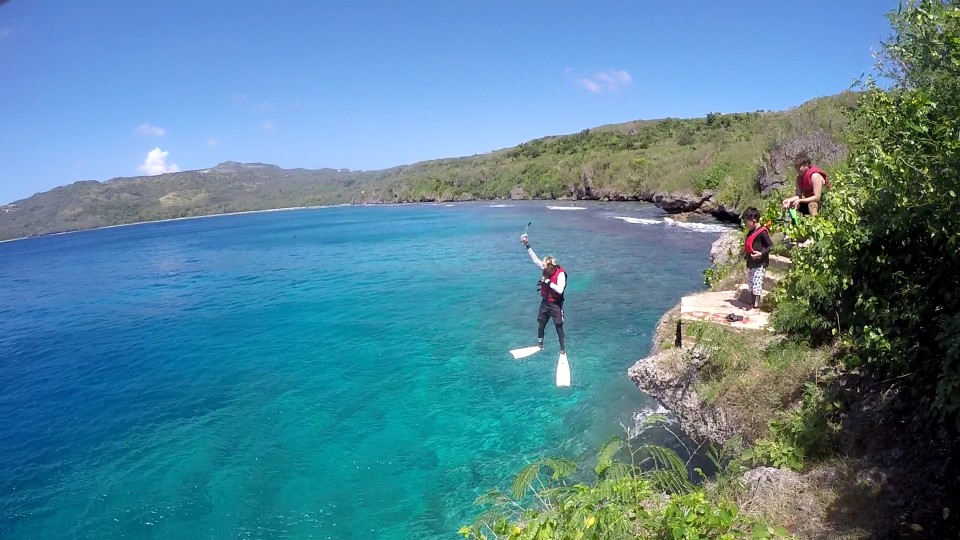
[521,236,546,270]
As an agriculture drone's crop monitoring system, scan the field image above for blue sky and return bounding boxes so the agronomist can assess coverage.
[0,1,897,204]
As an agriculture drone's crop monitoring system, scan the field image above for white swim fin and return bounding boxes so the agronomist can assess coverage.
[556,353,571,387]
[510,346,541,360]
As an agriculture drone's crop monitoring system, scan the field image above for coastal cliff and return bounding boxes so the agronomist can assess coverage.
[627,230,744,445]
[625,230,960,539]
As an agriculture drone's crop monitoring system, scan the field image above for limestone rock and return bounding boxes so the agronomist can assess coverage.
[627,347,739,446]
[709,230,743,266]
[652,192,712,213]
[755,132,847,196]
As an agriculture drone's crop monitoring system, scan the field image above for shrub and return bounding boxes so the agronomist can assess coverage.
[771,0,960,423]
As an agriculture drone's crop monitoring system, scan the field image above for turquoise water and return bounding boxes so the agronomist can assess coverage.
[0,202,726,539]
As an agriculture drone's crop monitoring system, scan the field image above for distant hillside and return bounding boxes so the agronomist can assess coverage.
[0,92,859,241]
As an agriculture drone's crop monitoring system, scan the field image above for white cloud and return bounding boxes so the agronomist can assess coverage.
[137,148,180,176]
[576,78,603,93]
[595,70,631,87]
[134,122,167,137]
[574,69,632,94]
[261,120,275,132]
[206,137,221,147]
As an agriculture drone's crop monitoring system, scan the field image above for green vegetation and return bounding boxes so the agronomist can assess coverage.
[772,0,960,425]
[458,420,788,540]
[491,99,851,205]
[685,322,830,448]
[744,381,843,471]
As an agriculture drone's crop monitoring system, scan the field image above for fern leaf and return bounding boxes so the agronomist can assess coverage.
[468,509,509,534]
[644,445,696,494]
[543,457,577,481]
[595,435,625,477]
[511,460,545,500]
[539,485,580,504]
[602,461,633,482]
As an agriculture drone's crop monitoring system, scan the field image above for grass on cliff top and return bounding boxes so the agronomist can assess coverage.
[651,304,682,354]
[685,321,829,441]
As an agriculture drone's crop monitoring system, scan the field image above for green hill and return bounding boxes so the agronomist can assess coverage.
[0,92,859,241]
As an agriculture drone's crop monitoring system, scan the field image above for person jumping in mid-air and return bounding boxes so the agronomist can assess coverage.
[520,234,566,354]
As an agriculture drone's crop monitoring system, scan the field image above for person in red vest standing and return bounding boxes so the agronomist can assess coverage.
[742,207,774,310]
[782,152,830,216]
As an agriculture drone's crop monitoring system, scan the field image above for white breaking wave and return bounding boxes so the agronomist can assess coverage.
[627,403,676,439]
[663,217,731,233]
[488,204,514,208]
[613,215,731,233]
[613,216,662,225]
[547,205,587,211]
[633,402,671,420]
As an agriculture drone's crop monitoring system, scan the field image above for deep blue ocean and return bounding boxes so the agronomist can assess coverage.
[0,201,727,539]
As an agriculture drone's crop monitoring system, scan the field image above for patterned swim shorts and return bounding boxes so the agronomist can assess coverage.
[747,266,766,296]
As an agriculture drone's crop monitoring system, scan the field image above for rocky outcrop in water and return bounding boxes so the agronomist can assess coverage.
[641,191,741,223]
[627,346,739,446]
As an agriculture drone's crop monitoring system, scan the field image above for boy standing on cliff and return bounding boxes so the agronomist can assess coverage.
[742,207,774,310]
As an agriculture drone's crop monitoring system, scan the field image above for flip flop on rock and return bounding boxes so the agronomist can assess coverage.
[726,313,744,322]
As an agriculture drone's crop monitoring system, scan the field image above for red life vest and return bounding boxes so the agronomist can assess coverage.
[745,226,768,254]
[541,266,566,303]
[797,165,830,197]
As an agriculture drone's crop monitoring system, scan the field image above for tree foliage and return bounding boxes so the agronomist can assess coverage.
[772,0,960,422]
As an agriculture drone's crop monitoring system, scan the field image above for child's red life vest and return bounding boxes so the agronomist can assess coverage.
[797,165,831,197]
[745,226,768,254]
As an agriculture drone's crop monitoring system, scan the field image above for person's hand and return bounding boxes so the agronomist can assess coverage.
[751,251,762,259]
[781,196,797,209]
[790,198,801,209]
[520,234,529,246]
[541,276,550,284]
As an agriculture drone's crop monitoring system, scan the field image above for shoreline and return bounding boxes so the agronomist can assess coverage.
[0,203,355,244]
[0,198,736,244]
